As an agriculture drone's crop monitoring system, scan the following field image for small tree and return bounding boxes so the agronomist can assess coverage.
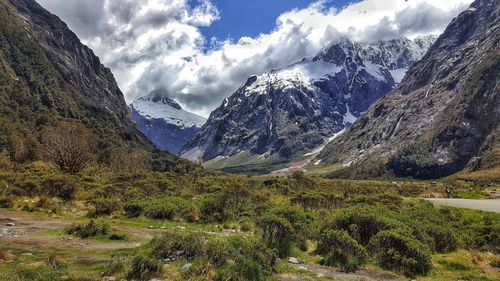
[41,121,97,173]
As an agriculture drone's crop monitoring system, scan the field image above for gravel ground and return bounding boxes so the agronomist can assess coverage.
[424,199,500,213]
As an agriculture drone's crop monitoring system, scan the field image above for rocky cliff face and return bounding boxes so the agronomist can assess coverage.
[130,95,206,155]
[0,0,149,151]
[317,0,499,179]
[181,37,435,167]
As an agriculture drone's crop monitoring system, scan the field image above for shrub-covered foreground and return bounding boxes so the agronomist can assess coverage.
[0,163,499,280]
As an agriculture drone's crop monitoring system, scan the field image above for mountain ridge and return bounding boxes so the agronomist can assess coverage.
[181,36,435,172]
[316,0,500,179]
[0,0,193,171]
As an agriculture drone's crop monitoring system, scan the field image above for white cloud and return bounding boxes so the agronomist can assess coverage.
[38,0,472,117]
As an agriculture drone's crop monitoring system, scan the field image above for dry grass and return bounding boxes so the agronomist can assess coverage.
[454,166,500,183]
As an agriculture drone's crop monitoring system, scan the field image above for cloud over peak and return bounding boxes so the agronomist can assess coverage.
[38,0,472,117]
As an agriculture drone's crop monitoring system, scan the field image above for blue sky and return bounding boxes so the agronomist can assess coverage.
[199,0,354,42]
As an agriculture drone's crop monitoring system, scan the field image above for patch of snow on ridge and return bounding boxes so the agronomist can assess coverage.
[304,129,346,157]
[245,59,342,96]
[343,105,357,125]
[131,98,206,128]
[363,61,385,81]
[389,68,407,83]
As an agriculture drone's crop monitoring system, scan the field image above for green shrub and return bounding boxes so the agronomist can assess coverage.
[203,238,232,266]
[369,230,432,277]
[426,225,458,253]
[469,217,500,253]
[0,196,13,208]
[42,175,77,200]
[257,206,314,257]
[66,220,109,239]
[127,255,163,280]
[237,259,265,281]
[142,197,200,222]
[124,201,144,218]
[317,230,368,272]
[228,236,276,280]
[144,200,176,220]
[149,231,275,280]
[323,206,397,246]
[151,231,205,260]
[109,233,127,241]
[87,198,121,217]
[490,256,500,268]
[199,194,227,222]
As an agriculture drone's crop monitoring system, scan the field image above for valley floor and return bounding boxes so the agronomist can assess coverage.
[0,208,499,281]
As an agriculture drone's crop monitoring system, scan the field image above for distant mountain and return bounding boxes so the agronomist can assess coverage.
[130,95,206,155]
[181,36,435,172]
[317,0,499,179]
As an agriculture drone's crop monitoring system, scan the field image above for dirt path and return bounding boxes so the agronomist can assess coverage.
[0,211,240,251]
[0,211,145,250]
[424,199,500,213]
[274,263,406,281]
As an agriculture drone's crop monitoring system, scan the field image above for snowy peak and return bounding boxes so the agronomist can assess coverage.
[145,95,182,110]
[238,36,437,100]
[314,36,436,82]
[130,96,206,129]
[129,94,207,155]
[240,59,343,97]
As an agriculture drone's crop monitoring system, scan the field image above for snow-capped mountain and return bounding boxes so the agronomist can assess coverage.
[181,36,435,170]
[130,95,206,155]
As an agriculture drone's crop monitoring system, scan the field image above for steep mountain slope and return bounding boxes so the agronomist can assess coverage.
[317,0,499,179]
[0,0,151,155]
[130,95,206,155]
[181,37,435,172]
[0,0,197,171]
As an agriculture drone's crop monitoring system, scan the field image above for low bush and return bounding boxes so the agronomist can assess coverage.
[199,194,227,222]
[490,256,500,268]
[87,198,121,217]
[322,206,398,246]
[124,201,144,218]
[151,231,205,260]
[426,225,458,253]
[135,197,200,222]
[227,236,276,280]
[369,230,432,277]
[469,217,500,253]
[42,175,77,200]
[127,255,163,280]
[109,233,127,241]
[149,231,275,280]
[257,206,314,257]
[66,220,109,239]
[0,196,13,208]
[317,230,368,272]
[46,253,67,270]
